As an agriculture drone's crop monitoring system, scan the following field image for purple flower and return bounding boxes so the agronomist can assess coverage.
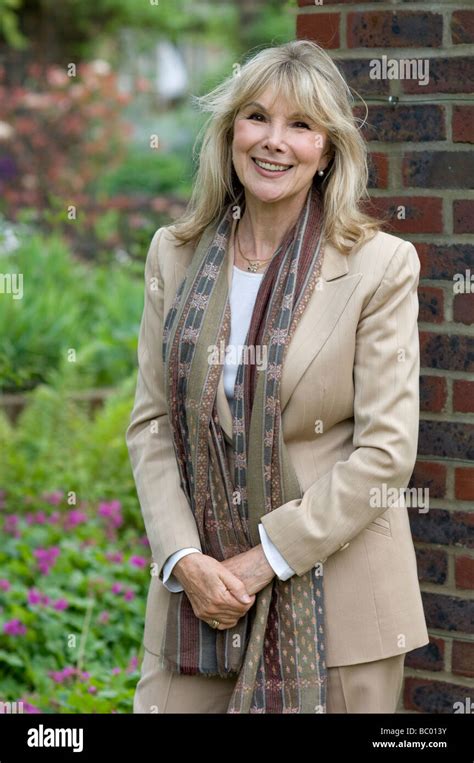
[126,655,138,673]
[4,618,26,635]
[130,555,147,568]
[35,547,60,560]
[48,666,77,683]
[123,589,135,601]
[42,491,64,505]
[105,551,123,563]
[88,685,97,694]
[98,611,109,624]
[26,512,48,525]
[48,511,61,524]
[111,583,122,594]
[0,579,11,591]
[33,546,60,575]
[111,667,121,675]
[27,588,43,605]
[138,535,150,547]
[4,515,20,537]
[98,500,122,528]
[53,598,69,611]
[20,700,41,714]
[64,510,87,529]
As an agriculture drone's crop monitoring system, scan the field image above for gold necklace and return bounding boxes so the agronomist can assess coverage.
[235,219,277,273]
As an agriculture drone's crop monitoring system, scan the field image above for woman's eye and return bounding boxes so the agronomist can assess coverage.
[245,114,311,128]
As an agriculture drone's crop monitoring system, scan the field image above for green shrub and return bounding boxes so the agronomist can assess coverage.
[0,230,144,393]
[0,380,149,712]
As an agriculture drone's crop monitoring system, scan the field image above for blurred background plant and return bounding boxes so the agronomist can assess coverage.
[0,0,296,711]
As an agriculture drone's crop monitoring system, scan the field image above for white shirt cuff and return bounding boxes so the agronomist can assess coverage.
[162,548,202,592]
[258,523,296,581]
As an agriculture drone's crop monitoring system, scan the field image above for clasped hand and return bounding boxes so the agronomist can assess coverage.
[173,544,274,631]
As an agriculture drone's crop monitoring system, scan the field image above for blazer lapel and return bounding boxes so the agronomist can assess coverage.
[173,237,362,443]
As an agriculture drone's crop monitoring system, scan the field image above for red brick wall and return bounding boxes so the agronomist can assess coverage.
[296,0,473,714]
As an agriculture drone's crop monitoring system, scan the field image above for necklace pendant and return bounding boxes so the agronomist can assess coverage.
[248,262,259,273]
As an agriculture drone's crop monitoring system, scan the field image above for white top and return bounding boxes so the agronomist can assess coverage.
[162,263,296,590]
[223,266,264,401]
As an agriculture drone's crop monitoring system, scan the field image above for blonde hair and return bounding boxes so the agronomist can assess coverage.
[173,40,384,255]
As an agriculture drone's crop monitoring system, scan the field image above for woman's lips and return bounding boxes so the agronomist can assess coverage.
[251,157,293,178]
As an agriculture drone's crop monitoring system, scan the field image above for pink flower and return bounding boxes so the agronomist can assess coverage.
[98,611,109,624]
[126,655,138,673]
[111,583,122,594]
[4,515,20,536]
[48,511,61,524]
[112,667,121,675]
[123,590,135,601]
[20,700,41,713]
[98,500,122,528]
[42,491,63,505]
[130,555,147,568]
[26,511,47,525]
[4,618,26,635]
[0,579,11,591]
[27,588,44,605]
[98,499,121,516]
[64,510,87,529]
[138,535,150,547]
[48,666,77,683]
[88,685,97,694]
[53,598,69,611]
[33,546,60,575]
[105,551,123,563]
[47,67,69,88]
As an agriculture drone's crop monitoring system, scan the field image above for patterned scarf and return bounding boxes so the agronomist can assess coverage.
[161,184,327,713]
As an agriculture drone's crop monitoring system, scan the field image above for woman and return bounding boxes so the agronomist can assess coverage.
[126,40,429,714]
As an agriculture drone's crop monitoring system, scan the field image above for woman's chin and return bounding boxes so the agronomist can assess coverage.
[243,184,293,205]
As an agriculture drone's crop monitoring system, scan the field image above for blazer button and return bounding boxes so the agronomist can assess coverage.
[340,542,350,551]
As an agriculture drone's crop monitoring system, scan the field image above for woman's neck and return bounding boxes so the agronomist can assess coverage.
[237,188,309,260]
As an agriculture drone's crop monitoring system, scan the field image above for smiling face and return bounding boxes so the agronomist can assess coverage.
[231,86,330,207]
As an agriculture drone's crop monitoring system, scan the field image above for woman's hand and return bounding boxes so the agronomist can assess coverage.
[220,545,275,597]
[172,553,256,630]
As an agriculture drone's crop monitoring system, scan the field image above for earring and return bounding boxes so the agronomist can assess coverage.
[317,169,325,176]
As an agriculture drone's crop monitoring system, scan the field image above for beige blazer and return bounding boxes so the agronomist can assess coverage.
[126,223,429,668]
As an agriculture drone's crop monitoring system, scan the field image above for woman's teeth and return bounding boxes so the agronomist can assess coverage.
[253,158,292,172]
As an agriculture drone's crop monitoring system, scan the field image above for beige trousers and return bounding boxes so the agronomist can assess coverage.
[133,648,405,714]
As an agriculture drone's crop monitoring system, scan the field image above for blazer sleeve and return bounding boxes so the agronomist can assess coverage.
[260,240,421,576]
[125,227,202,581]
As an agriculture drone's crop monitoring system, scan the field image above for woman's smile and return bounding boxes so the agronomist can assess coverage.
[251,157,294,178]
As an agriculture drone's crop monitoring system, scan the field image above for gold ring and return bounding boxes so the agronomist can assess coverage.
[210,619,220,629]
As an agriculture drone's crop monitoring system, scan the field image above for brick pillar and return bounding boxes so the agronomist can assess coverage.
[297,0,474,714]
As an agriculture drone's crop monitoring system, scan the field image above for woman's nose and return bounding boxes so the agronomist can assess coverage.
[261,122,287,152]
